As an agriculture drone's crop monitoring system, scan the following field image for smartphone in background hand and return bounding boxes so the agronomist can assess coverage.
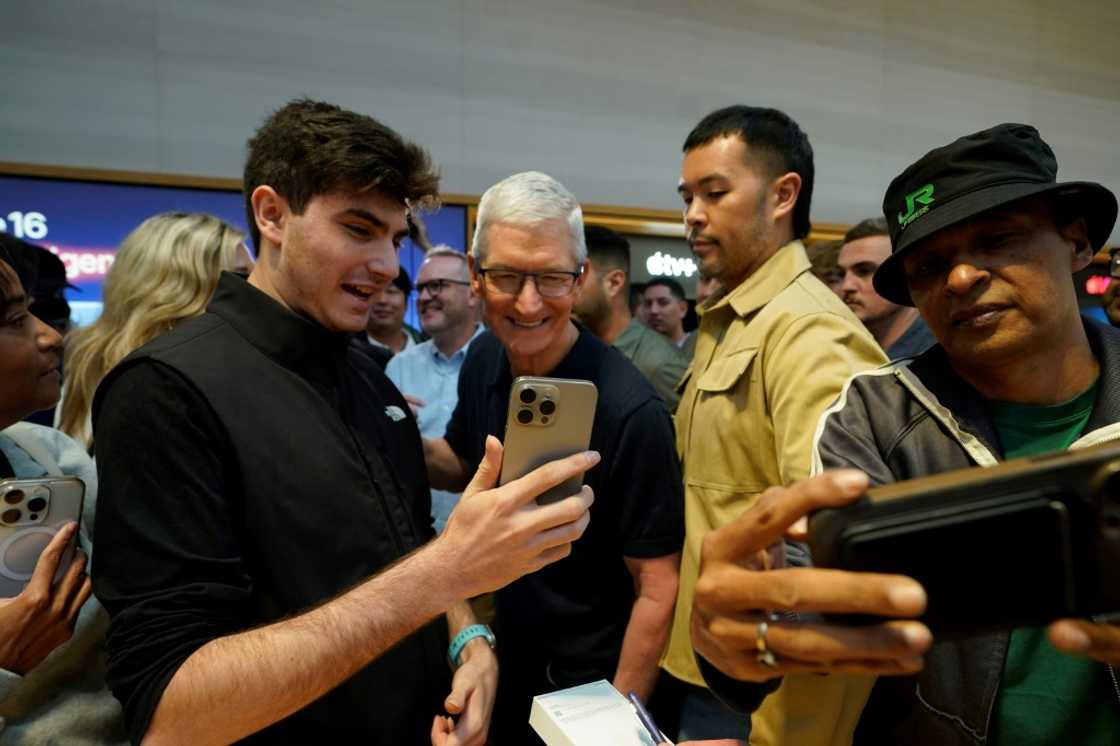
[500,377,598,505]
[0,477,84,597]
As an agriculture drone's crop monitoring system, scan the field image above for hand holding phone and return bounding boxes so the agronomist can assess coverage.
[691,470,929,683]
[498,377,598,505]
[808,442,1120,636]
[438,435,599,599]
[0,522,91,674]
[0,477,85,596]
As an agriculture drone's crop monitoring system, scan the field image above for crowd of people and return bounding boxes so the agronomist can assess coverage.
[0,96,1118,746]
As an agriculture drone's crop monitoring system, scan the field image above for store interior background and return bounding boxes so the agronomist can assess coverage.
[2,0,1118,323]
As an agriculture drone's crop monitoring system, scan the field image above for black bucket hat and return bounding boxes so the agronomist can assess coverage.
[874,123,1118,306]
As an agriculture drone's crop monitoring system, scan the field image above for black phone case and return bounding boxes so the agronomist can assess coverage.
[808,441,1120,636]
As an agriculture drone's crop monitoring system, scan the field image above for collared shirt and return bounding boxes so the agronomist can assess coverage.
[612,318,688,411]
[444,326,683,666]
[386,324,483,531]
[662,240,886,687]
[443,323,685,745]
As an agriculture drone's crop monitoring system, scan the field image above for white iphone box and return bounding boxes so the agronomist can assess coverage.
[529,680,672,746]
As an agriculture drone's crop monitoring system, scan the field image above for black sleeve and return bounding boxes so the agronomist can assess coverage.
[815,380,897,487]
[697,654,782,714]
[611,399,685,558]
[443,350,484,467]
[91,362,251,745]
[694,544,807,713]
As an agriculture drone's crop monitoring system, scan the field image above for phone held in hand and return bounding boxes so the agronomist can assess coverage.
[499,377,598,506]
[808,441,1120,637]
[0,477,84,597]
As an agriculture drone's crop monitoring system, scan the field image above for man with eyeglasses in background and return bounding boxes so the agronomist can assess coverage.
[423,171,685,744]
[386,246,482,532]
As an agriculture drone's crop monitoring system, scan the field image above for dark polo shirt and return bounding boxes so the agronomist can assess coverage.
[444,325,684,670]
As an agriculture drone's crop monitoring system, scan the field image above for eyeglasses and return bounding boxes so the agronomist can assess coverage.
[1110,251,1120,280]
[477,267,581,298]
[415,279,470,297]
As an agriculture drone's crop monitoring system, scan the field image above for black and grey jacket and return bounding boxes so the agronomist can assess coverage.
[813,316,1120,745]
[698,317,1120,744]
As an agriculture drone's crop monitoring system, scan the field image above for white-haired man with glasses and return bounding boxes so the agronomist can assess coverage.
[387,246,482,532]
[423,171,685,744]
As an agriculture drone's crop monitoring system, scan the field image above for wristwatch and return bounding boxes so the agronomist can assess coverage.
[447,623,496,668]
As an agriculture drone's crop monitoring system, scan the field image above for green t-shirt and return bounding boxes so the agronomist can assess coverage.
[988,378,1120,744]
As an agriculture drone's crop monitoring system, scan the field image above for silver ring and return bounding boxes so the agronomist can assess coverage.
[755,611,781,668]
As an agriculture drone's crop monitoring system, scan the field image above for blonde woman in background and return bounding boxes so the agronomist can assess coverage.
[58,212,245,450]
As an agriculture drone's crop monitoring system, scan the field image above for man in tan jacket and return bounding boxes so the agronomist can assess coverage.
[661,105,885,742]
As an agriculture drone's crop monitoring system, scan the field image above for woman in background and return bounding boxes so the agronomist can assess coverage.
[0,250,126,744]
[58,212,244,450]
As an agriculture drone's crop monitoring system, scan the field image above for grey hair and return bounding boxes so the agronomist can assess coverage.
[422,245,469,280]
[471,171,586,267]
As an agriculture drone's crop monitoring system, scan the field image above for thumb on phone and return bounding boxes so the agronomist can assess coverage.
[463,436,503,499]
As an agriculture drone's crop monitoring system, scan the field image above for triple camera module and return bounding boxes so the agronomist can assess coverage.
[0,486,48,526]
[515,383,559,427]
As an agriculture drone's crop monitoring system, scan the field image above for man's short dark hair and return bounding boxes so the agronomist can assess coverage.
[584,226,631,277]
[645,276,686,302]
[392,266,413,294]
[629,281,646,315]
[243,98,440,250]
[844,217,889,245]
[805,239,843,285]
[683,105,815,241]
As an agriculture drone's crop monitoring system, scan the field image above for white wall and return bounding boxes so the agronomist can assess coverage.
[3,0,1118,241]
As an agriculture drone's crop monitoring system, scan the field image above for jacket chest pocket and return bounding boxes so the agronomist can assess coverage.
[686,348,772,491]
[695,347,758,397]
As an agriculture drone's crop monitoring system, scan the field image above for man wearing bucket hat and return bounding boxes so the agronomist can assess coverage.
[686,123,1120,745]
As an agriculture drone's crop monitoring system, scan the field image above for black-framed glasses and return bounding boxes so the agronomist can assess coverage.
[415,279,470,297]
[477,267,581,298]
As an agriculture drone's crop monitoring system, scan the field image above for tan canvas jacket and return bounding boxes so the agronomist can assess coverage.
[661,240,886,702]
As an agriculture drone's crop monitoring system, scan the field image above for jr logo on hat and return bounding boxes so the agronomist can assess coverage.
[898,184,935,229]
[874,122,1117,307]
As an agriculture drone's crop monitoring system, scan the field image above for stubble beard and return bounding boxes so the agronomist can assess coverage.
[574,290,609,338]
